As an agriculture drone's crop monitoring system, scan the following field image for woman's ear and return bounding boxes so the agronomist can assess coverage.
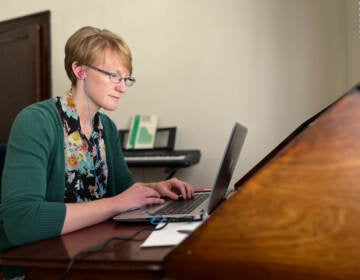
[72,62,85,79]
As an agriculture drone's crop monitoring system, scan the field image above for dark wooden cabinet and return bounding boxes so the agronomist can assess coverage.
[0,11,51,143]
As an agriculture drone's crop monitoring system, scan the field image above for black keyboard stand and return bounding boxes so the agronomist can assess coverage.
[164,167,181,180]
[123,149,201,179]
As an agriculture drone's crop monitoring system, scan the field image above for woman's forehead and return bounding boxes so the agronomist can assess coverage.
[94,49,130,73]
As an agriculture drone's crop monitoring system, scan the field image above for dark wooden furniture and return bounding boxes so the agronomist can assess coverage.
[0,221,171,280]
[0,11,51,143]
[164,84,360,279]
[0,144,6,202]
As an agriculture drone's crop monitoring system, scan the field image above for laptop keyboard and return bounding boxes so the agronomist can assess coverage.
[158,193,210,215]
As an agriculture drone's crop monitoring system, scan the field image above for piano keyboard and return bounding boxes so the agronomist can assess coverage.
[125,155,186,162]
[123,149,201,167]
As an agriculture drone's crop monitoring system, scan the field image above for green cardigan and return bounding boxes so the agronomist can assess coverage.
[0,98,135,254]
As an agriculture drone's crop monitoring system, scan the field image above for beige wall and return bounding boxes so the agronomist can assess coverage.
[0,0,354,187]
[347,0,360,86]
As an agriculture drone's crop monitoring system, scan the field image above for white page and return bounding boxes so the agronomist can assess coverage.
[141,221,202,247]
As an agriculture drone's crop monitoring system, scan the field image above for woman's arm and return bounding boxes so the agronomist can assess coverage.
[62,178,194,234]
[61,183,165,234]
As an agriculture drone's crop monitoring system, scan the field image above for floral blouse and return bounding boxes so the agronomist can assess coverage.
[55,92,108,203]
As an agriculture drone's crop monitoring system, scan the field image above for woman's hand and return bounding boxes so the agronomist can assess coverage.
[114,183,165,211]
[143,178,194,200]
[111,178,194,215]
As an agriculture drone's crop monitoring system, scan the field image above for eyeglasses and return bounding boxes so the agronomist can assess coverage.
[86,65,136,87]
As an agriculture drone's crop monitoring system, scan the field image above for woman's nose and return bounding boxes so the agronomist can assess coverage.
[115,80,126,93]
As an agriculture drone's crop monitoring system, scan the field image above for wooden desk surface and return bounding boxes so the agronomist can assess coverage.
[164,87,360,279]
[0,220,173,280]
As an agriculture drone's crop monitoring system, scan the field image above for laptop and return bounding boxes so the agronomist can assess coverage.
[113,122,248,223]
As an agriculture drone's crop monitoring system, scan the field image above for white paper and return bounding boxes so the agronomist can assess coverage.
[141,221,202,247]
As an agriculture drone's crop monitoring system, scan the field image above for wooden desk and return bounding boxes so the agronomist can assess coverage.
[164,85,360,279]
[0,221,172,280]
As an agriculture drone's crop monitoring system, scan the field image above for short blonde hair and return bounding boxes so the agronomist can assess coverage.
[64,26,133,86]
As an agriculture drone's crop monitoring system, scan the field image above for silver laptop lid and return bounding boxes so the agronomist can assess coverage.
[206,122,248,215]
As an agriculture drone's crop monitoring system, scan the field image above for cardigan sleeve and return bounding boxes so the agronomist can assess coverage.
[1,103,66,247]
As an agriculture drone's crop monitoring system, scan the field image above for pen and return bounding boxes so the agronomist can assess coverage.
[177,229,192,234]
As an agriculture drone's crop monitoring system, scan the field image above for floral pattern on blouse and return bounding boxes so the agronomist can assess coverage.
[55,92,108,203]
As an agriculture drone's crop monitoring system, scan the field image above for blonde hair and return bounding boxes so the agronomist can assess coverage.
[64,26,133,86]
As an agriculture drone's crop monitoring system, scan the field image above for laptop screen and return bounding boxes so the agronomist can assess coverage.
[206,122,248,215]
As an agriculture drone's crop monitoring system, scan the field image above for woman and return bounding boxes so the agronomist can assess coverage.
[0,26,193,279]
